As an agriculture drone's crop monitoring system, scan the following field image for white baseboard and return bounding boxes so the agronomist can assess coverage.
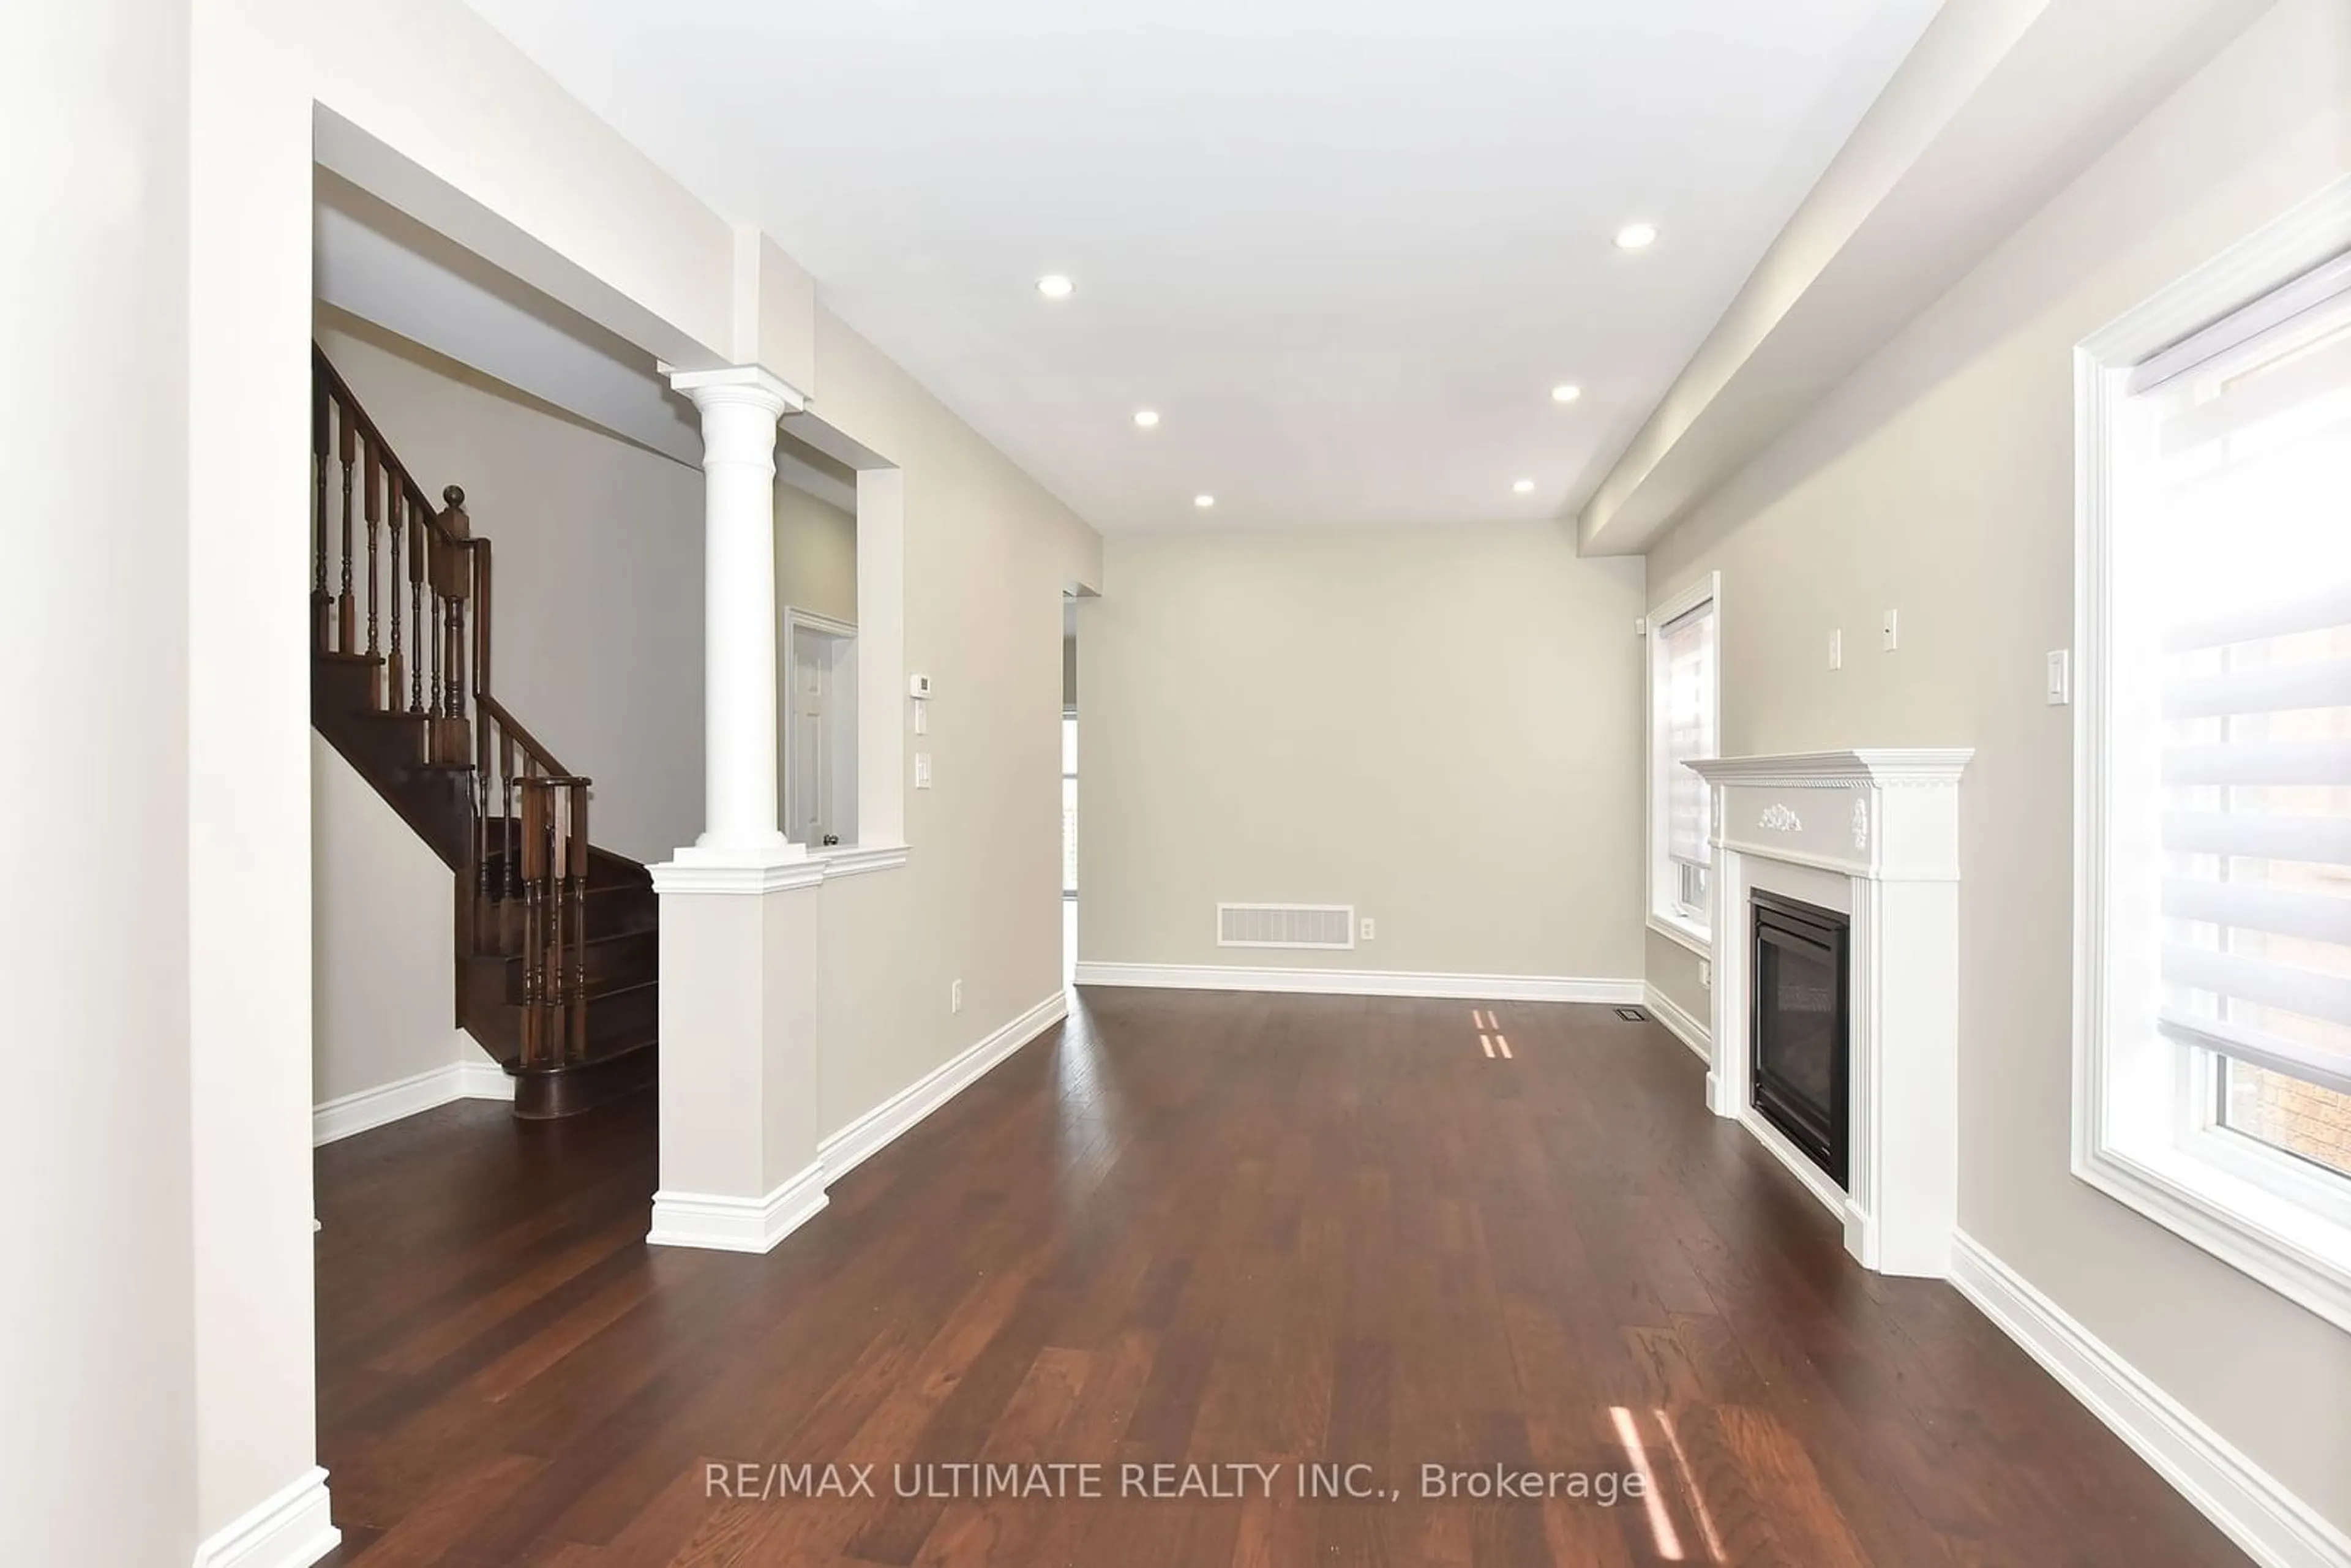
[1948,1231,2351,1568]
[648,1161,828,1254]
[1643,982,1711,1063]
[1073,962,1642,1005]
[311,1055,514,1146]
[649,990,1071,1255]
[191,1466,338,1568]
[819,990,1070,1183]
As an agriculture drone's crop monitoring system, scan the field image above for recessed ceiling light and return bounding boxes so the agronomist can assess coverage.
[1551,384,1582,404]
[1037,273,1075,299]
[1133,409,1161,429]
[1614,223,1659,251]
[1513,478,1535,494]
[1194,493,1216,509]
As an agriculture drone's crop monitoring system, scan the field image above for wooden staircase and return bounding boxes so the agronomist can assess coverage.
[310,345,659,1120]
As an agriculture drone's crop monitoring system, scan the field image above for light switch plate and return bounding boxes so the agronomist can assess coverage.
[1828,629,1843,670]
[913,700,928,735]
[1882,609,1899,651]
[2047,650,2072,706]
[914,752,932,789]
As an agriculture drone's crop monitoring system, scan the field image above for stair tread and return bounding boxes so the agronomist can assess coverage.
[466,926,651,957]
[317,650,383,667]
[498,1030,657,1074]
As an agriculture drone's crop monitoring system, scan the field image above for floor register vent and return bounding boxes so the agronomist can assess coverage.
[1217,902,1355,950]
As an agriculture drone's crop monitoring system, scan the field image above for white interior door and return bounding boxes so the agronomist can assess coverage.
[786,616,857,847]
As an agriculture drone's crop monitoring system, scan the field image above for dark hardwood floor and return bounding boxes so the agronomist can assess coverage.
[315,989,2248,1566]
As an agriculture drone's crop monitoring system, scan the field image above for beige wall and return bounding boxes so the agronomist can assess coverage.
[1646,931,1709,1042]
[1644,0,2351,1524]
[777,480,858,625]
[7,0,198,1560]
[810,307,1102,1141]
[316,318,705,864]
[1078,524,1646,979]
[310,737,482,1104]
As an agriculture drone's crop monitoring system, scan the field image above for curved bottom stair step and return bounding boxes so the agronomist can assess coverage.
[508,1037,658,1122]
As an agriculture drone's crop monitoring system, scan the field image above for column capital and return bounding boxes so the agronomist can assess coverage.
[666,362,808,418]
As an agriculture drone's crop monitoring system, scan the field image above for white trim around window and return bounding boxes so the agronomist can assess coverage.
[1646,571,1720,957]
[2074,175,2351,1335]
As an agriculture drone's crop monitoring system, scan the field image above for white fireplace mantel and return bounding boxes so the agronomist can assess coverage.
[1687,748,1970,1277]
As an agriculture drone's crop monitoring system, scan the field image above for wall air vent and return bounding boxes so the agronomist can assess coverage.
[1217,903,1355,950]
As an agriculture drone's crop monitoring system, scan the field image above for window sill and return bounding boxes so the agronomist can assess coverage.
[1647,912,1711,959]
[2075,1135,2351,1335]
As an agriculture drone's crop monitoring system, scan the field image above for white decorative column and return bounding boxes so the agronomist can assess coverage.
[669,365,804,865]
[1687,749,1971,1278]
[649,364,830,1255]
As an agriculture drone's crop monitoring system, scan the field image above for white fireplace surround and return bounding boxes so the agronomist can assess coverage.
[1688,749,1971,1278]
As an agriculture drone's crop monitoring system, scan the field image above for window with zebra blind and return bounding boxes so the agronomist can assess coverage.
[2078,201,2351,1332]
[1648,574,1720,951]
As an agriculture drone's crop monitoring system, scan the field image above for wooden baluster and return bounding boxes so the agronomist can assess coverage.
[474,713,490,904]
[408,502,427,714]
[386,489,405,715]
[337,403,357,652]
[501,730,518,907]
[312,377,330,648]
[362,437,383,697]
[427,557,443,737]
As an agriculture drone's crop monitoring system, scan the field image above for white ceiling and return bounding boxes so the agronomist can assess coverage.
[463,0,1943,534]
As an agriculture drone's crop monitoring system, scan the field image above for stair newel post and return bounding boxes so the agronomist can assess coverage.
[567,783,589,1065]
[362,438,383,700]
[337,400,357,653]
[312,374,331,649]
[430,486,471,766]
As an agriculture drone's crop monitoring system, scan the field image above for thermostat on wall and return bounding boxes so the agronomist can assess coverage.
[909,673,933,699]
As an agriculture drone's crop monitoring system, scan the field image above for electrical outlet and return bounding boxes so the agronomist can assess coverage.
[1359,917,1376,941]
[914,752,932,789]
[1828,629,1843,670]
[1882,609,1899,651]
[950,978,963,1013]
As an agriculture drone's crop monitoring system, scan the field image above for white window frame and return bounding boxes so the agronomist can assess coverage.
[2073,176,2351,1335]
[1646,571,1721,957]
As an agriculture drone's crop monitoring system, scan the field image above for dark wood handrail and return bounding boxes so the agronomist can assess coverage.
[476,693,573,782]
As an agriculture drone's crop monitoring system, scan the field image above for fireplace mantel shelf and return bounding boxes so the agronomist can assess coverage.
[1693,747,1968,1281]
[1688,748,1973,789]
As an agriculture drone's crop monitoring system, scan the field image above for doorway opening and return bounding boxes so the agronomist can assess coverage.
[784,608,859,849]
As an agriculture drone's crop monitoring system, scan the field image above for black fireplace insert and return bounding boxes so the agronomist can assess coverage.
[1750,891,1850,1188]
